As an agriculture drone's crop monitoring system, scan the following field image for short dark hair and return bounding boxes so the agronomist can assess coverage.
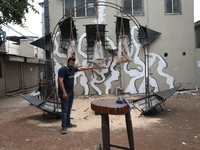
[67,57,76,63]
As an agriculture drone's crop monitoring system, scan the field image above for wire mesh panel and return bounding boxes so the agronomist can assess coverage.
[39,60,54,101]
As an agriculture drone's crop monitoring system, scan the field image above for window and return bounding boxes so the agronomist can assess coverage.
[59,17,77,49]
[122,0,144,16]
[65,0,95,17]
[165,0,181,14]
[85,25,107,63]
[116,17,131,46]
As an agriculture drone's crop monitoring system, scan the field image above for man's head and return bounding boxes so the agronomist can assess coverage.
[67,57,76,69]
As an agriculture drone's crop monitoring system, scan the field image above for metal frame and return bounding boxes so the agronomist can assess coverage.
[50,1,150,114]
[20,1,149,117]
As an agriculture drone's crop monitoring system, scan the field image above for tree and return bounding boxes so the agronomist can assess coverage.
[0,0,38,26]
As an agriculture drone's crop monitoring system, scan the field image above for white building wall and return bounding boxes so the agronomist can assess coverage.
[48,0,198,95]
[20,39,43,59]
[5,41,20,55]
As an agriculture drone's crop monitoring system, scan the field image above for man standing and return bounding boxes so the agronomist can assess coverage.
[58,57,93,134]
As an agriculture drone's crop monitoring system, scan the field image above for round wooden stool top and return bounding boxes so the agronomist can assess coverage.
[91,99,129,115]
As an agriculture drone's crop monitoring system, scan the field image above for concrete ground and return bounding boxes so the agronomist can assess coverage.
[0,94,30,108]
[0,91,200,150]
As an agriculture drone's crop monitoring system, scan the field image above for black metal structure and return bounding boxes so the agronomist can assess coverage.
[20,60,61,117]
[129,85,181,115]
[39,60,54,100]
[115,16,132,46]
[30,33,52,51]
[136,25,162,113]
[19,94,61,117]
[21,1,173,117]
[85,24,107,63]
[138,26,161,46]
[58,17,77,49]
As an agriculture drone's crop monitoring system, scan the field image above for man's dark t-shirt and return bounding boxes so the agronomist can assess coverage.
[58,66,78,95]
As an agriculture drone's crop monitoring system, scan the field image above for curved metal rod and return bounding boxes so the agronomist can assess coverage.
[51,1,143,44]
[50,1,149,97]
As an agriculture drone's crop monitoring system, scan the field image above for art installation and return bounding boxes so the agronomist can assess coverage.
[92,40,107,69]
[116,34,132,64]
[20,1,179,117]
[68,40,81,67]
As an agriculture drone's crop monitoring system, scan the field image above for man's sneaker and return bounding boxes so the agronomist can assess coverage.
[61,127,67,134]
[67,123,77,128]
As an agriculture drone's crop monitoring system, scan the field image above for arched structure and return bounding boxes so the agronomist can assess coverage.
[20,1,179,116]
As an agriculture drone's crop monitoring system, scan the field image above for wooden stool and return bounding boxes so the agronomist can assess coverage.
[91,99,135,150]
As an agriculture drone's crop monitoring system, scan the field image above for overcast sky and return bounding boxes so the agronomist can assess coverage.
[194,0,200,22]
[24,1,42,37]
[25,0,200,37]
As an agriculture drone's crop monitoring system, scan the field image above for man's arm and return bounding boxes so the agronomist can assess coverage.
[58,77,68,99]
[78,64,94,71]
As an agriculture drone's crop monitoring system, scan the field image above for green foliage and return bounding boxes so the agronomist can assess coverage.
[0,0,39,25]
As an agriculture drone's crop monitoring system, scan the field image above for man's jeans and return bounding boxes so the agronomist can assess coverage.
[59,92,74,128]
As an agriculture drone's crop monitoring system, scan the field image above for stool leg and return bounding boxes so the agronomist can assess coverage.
[125,111,135,150]
[101,114,110,150]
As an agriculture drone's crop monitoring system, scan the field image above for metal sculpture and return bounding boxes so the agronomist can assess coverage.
[129,85,181,115]
[115,16,132,64]
[20,1,177,117]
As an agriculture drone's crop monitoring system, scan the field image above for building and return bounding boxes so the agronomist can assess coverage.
[45,0,198,96]
[0,23,44,98]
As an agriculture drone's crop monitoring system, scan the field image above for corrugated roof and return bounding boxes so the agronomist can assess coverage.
[1,24,38,38]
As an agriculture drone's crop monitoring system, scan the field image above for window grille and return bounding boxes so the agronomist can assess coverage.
[59,17,77,50]
[115,17,132,46]
[85,24,107,63]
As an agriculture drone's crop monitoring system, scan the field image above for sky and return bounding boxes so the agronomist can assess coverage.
[24,0,42,37]
[1,1,42,38]
[194,0,200,22]
[24,0,200,37]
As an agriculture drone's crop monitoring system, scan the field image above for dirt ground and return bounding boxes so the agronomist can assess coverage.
[0,90,200,150]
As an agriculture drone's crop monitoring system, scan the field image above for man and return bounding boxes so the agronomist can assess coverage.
[58,57,93,134]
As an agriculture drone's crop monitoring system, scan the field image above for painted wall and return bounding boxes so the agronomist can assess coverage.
[49,0,198,96]
[145,0,196,90]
